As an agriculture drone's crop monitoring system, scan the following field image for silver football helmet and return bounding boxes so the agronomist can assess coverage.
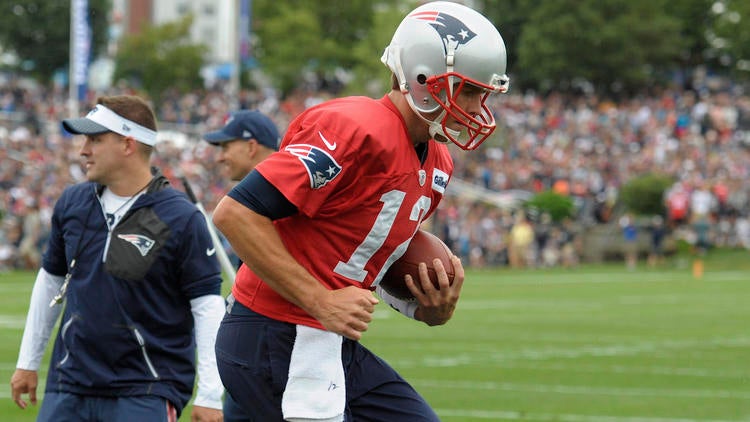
[381,1,509,150]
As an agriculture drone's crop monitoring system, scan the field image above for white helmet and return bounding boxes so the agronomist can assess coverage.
[381,1,509,150]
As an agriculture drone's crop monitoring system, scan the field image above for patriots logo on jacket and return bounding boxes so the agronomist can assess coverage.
[286,144,342,189]
[117,234,156,257]
[411,10,476,55]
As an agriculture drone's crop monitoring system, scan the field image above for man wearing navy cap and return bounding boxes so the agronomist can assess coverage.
[204,110,281,182]
[203,109,280,422]
[10,95,226,422]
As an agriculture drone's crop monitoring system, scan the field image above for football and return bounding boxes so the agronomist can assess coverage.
[378,229,455,300]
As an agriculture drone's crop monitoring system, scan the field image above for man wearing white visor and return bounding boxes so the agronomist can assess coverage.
[10,95,227,422]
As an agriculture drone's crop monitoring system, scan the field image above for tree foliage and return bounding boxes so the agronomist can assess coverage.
[619,173,674,216]
[710,0,750,77]
[516,0,684,94]
[0,0,110,79]
[344,1,414,97]
[113,15,206,102]
[1,0,746,96]
[482,0,542,88]
[251,0,402,95]
[664,0,715,69]
[525,190,575,223]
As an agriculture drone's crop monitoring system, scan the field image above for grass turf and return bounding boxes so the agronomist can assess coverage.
[0,249,748,421]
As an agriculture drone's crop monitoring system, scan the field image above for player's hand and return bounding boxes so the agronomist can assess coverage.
[191,405,223,422]
[314,286,379,341]
[10,368,38,409]
[410,254,464,326]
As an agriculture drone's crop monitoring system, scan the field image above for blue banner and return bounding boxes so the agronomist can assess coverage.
[239,0,255,68]
[72,0,91,101]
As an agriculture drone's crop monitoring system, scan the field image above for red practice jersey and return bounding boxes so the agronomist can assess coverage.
[231,95,454,328]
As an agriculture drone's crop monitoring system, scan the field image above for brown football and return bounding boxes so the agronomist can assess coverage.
[378,229,455,300]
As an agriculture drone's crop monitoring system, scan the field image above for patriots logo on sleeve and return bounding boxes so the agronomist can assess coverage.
[285,144,342,189]
[411,10,477,55]
[117,234,156,257]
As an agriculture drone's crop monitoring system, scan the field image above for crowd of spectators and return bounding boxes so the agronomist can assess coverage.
[2,74,750,272]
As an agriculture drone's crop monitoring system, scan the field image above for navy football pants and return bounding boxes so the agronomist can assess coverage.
[37,392,177,422]
[224,390,251,422]
[215,298,440,422]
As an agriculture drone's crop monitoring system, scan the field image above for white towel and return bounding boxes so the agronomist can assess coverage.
[282,325,345,422]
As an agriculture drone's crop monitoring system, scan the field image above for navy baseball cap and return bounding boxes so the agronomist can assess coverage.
[203,110,280,150]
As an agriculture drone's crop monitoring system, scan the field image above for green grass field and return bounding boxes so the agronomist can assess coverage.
[1,250,749,421]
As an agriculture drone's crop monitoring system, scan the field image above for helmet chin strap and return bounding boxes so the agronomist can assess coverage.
[432,45,460,143]
[396,72,463,144]
[427,112,463,144]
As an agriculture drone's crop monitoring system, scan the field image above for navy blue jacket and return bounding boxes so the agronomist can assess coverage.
[42,172,222,414]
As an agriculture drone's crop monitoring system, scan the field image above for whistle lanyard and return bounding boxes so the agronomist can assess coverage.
[50,200,95,307]
[49,179,153,307]
[49,186,137,307]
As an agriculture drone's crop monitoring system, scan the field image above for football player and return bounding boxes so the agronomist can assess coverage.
[212,1,510,420]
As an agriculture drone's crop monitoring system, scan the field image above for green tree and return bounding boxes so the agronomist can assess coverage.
[0,0,109,80]
[619,173,674,216]
[710,0,750,78]
[113,15,206,102]
[483,0,542,89]
[665,0,715,70]
[516,0,684,94]
[251,4,329,95]
[525,190,575,223]
[251,0,397,95]
[345,1,413,97]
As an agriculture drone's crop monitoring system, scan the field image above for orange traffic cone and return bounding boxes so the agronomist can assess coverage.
[692,258,704,279]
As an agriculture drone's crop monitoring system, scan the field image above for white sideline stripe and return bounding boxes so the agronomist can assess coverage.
[0,281,32,290]
[457,299,606,311]
[458,294,745,309]
[478,270,748,286]
[486,361,747,379]
[434,408,741,422]
[0,315,26,329]
[389,335,750,370]
[414,379,750,399]
[372,309,393,320]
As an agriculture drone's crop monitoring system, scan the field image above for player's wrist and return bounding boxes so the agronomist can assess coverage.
[415,306,451,326]
[302,285,333,320]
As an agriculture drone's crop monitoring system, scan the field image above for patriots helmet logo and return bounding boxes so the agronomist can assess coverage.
[285,144,342,189]
[411,10,477,55]
[117,234,156,257]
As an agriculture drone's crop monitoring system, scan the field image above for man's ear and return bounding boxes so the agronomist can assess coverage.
[246,139,259,157]
[122,136,138,155]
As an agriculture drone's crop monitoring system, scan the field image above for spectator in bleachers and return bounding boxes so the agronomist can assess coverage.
[620,213,639,270]
[508,211,534,269]
[647,215,666,267]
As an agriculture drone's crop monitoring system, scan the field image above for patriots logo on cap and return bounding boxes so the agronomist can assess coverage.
[285,144,342,189]
[117,234,156,257]
[411,10,477,55]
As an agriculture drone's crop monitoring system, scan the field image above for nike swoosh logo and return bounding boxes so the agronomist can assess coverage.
[318,131,336,150]
[206,247,216,256]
